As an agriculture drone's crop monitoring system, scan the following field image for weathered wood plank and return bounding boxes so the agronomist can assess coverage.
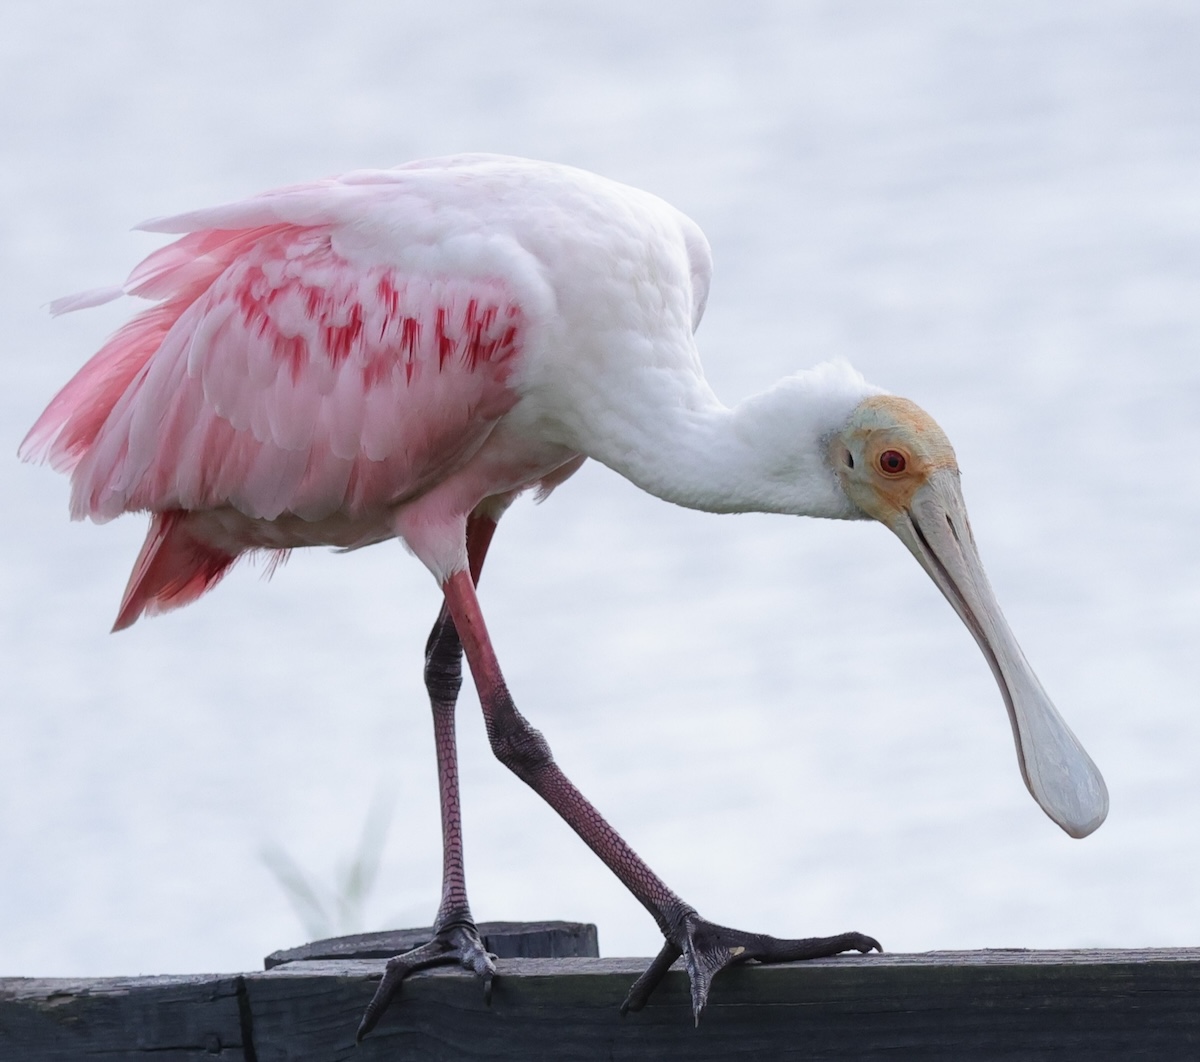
[5,945,1200,1061]
[246,948,1200,1061]
[264,920,600,968]
[0,974,247,1061]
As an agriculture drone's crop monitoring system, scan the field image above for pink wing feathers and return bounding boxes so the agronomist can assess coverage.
[23,215,526,627]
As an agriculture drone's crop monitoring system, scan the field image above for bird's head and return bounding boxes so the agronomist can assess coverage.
[829,395,1108,839]
[832,395,959,523]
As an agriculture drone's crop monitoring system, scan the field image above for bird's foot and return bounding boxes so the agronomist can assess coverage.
[356,919,497,1041]
[620,907,880,1023]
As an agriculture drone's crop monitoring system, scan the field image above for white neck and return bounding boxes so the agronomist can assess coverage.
[576,360,879,519]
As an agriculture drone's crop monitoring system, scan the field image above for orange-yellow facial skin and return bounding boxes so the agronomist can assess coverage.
[832,395,960,525]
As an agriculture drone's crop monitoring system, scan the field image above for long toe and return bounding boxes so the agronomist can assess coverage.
[356,922,497,1042]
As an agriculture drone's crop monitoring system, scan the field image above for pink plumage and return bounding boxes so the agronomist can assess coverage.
[24,181,532,628]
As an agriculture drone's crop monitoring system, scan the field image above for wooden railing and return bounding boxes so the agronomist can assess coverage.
[3,923,1198,1060]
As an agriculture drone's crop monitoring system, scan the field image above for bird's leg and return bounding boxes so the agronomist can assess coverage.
[357,517,498,1043]
[441,570,880,1022]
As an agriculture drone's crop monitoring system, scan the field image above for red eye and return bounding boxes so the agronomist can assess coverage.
[879,450,907,475]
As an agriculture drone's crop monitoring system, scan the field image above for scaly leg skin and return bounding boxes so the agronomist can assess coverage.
[442,569,882,1024]
[356,517,499,1043]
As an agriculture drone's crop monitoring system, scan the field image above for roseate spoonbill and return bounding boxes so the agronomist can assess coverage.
[22,154,1108,1036]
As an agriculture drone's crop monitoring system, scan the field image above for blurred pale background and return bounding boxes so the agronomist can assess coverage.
[2,1,1198,977]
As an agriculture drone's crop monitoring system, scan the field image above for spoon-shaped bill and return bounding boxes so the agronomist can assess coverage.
[890,470,1108,838]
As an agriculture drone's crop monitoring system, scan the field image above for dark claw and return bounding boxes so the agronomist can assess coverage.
[476,950,497,1005]
[355,922,497,1042]
[620,940,681,1015]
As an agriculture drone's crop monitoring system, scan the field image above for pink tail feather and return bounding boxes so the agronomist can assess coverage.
[21,223,290,477]
[114,512,237,631]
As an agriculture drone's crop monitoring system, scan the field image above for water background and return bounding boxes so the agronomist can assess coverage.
[3,1,1199,976]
